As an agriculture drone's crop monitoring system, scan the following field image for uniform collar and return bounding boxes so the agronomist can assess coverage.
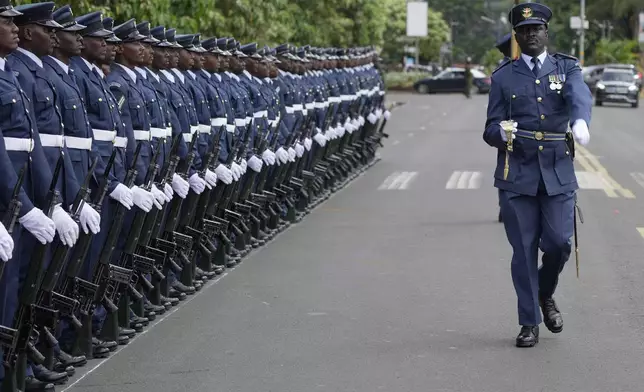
[160,69,175,83]
[171,68,185,83]
[0,57,6,71]
[145,67,159,83]
[521,50,547,68]
[242,69,253,80]
[134,66,147,79]
[47,56,69,74]
[213,72,221,81]
[115,63,137,83]
[17,47,43,68]
[93,65,105,78]
[186,69,197,80]
[200,69,211,79]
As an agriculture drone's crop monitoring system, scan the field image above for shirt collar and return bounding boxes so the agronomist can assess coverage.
[242,70,253,80]
[47,56,69,74]
[145,67,160,82]
[521,50,548,68]
[213,73,222,81]
[115,63,137,83]
[134,66,147,79]
[0,57,6,71]
[171,68,185,83]
[160,69,175,83]
[93,65,105,78]
[200,69,211,79]
[17,47,43,68]
[186,69,197,80]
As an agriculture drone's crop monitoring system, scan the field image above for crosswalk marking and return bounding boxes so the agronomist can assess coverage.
[445,171,482,189]
[576,171,610,189]
[378,171,418,190]
[630,173,644,189]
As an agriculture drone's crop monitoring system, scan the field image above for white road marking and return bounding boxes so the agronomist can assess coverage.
[630,172,644,189]
[392,140,400,145]
[378,171,418,190]
[577,171,611,189]
[407,132,414,137]
[445,171,482,189]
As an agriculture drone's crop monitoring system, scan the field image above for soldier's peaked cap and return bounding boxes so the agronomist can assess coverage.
[164,28,183,48]
[113,18,146,42]
[509,2,552,28]
[102,16,122,43]
[240,42,261,59]
[14,2,62,28]
[52,5,85,32]
[136,21,159,44]
[150,26,172,47]
[0,0,22,18]
[76,11,111,38]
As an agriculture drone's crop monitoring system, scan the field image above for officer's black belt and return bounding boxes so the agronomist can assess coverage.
[515,129,566,141]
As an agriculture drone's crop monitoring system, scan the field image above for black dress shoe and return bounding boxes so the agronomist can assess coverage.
[117,335,130,345]
[131,315,149,327]
[168,289,187,300]
[52,362,75,377]
[160,294,178,306]
[32,364,69,385]
[91,343,110,358]
[144,310,157,320]
[540,297,564,333]
[119,327,136,338]
[24,376,55,392]
[171,281,196,295]
[145,301,167,315]
[213,265,225,275]
[515,325,539,347]
[56,349,87,368]
[93,337,118,352]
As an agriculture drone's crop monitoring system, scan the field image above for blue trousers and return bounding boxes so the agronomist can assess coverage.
[499,190,575,326]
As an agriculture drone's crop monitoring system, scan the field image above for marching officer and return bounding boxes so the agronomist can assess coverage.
[464,56,472,98]
[483,2,591,347]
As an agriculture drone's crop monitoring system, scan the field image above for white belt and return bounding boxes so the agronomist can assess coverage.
[234,118,246,127]
[189,125,199,134]
[165,127,173,137]
[133,130,151,141]
[253,110,267,118]
[245,117,252,125]
[285,106,295,114]
[40,134,65,148]
[340,95,352,101]
[226,124,235,133]
[293,104,303,111]
[150,127,167,138]
[198,124,211,134]
[328,97,341,103]
[65,136,92,150]
[303,109,308,116]
[183,132,193,143]
[305,103,315,110]
[93,129,116,142]
[211,117,227,127]
[379,91,385,96]
[314,102,325,109]
[4,137,34,152]
[114,136,128,148]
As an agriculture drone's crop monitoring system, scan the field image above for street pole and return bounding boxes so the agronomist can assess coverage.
[415,37,420,65]
[580,0,585,65]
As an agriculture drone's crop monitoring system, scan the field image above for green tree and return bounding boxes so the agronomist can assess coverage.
[593,38,639,64]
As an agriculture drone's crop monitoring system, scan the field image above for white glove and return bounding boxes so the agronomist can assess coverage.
[276,147,289,164]
[132,185,154,212]
[572,119,590,146]
[230,162,242,181]
[240,159,247,173]
[0,223,14,262]
[19,208,55,244]
[336,126,346,138]
[358,115,365,126]
[345,123,355,134]
[215,163,233,184]
[76,203,101,234]
[376,108,383,118]
[499,121,518,142]
[248,155,263,172]
[314,132,326,147]
[204,169,217,189]
[384,110,391,120]
[151,185,166,209]
[304,137,312,151]
[109,183,133,209]
[287,147,296,162]
[262,149,276,165]
[163,183,173,202]
[295,143,305,157]
[367,112,378,124]
[172,173,189,199]
[52,204,79,247]
[189,173,206,194]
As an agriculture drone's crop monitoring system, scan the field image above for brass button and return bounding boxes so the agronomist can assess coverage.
[11,99,16,103]
[535,79,541,84]
[535,131,544,140]
[566,150,569,155]
[538,146,544,151]
[99,98,103,102]
[537,97,542,102]
[73,105,76,109]
[512,94,516,99]
[540,114,545,120]
[136,105,140,108]
[46,97,49,101]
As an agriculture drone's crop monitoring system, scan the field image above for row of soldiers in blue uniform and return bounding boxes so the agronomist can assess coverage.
[0,1,391,391]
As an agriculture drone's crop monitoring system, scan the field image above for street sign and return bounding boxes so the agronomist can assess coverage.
[406,1,428,37]
[570,16,589,30]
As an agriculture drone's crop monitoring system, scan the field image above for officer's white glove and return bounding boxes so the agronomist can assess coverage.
[76,203,101,234]
[0,223,14,262]
[499,121,518,142]
[367,112,378,124]
[336,126,346,138]
[109,183,134,209]
[351,118,360,131]
[248,155,263,172]
[163,183,173,202]
[262,149,276,165]
[276,147,289,164]
[188,173,206,194]
[345,122,355,134]
[287,147,296,162]
[19,208,56,244]
[171,173,189,199]
[376,108,383,118]
[304,137,312,151]
[52,204,79,247]
[295,143,305,157]
[132,185,154,212]
[230,162,242,181]
[572,119,590,146]
[384,110,391,120]
[215,164,233,184]
[150,185,166,209]
[314,132,326,147]
[204,169,217,189]
[240,159,247,173]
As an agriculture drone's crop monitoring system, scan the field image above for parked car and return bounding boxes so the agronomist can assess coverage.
[583,63,642,93]
[413,67,491,94]
[595,68,640,108]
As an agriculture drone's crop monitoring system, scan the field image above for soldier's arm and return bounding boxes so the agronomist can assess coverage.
[483,75,509,150]
[0,132,35,216]
[109,82,137,170]
[561,59,592,127]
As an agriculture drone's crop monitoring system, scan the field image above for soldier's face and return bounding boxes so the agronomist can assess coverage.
[56,30,83,56]
[20,24,56,56]
[81,36,106,63]
[0,16,19,55]
[515,24,548,56]
[122,41,143,64]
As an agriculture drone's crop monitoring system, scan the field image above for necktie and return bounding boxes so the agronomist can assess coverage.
[531,57,540,77]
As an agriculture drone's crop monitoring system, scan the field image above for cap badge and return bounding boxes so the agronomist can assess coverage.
[522,7,533,19]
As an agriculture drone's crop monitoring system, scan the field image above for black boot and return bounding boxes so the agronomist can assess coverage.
[515,325,539,347]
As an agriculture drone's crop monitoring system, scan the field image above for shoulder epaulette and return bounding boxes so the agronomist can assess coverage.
[554,53,578,61]
[492,58,512,75]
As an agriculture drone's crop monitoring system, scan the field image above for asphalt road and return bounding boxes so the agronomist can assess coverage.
[62,92,644,392]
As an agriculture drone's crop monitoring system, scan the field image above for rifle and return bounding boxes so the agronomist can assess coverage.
[0,164,26,281]
[0,154,64,392]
